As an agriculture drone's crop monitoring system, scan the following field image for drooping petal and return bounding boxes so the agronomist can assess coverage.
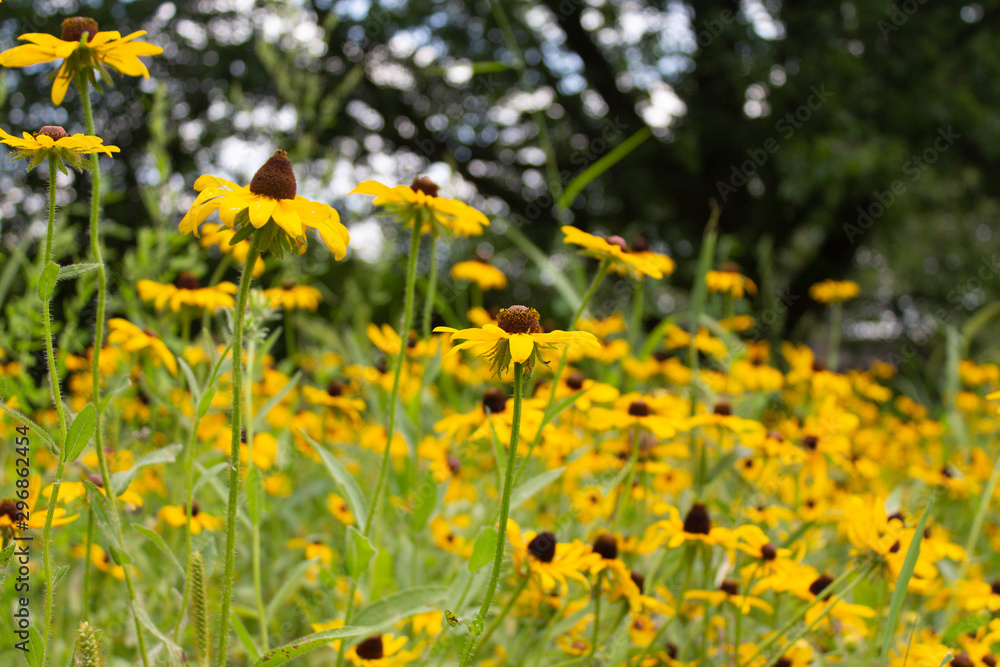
[247,197,277,228]
[508,334,535,363]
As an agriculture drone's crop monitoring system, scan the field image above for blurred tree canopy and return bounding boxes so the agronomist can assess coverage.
[2,0,1000,357]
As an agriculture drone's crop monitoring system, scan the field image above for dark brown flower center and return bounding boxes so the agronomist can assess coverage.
[951,653,974,667]
[682,502,711,535]
[719,579,740,596]
[482,387,507,414]
[809,574,835,599]
[766,430,784,442]
[775,659,792,667]
[355,635,384,660]
[630,571,645,595]
[627,399,650,417]
[446,455,461,475]
[565,371,585,391]
[36,126,69,140]
[713,402,732,416]
[887,511,904,524]
[410,176,440,197]
[606,235,629,252]
[801,435,818,451]
[666,643,678,659]
[631,236,649,252]
[61,17,99,42]
[983,654,997,667]
[176,271,201,290]
[991,580,1000,596]
[592,534,618,560]
[190,502,201,517]
[326,380,344,397]
[761,543,777,561]
[0,499,18,523]
[527,532,557,563]
[888,540,901,554]
[249,150,297,201]
[496,305,541,335]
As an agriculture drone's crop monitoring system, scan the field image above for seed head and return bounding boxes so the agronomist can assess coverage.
[62,17,99,43]
[410,176,440,197]
[37,125,69,140]
[496,305,541,334]
[527,531,557,563]
[682,502,711,535]
[249,150,297,201]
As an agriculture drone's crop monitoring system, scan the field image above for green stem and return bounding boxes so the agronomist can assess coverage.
[284,307,298,360]
[826,302,843,371]
[472,574,529,660]
[363,220,422,536]
[39,154,70,667]
[215,230,265,667]
[422,231,439,339]
[586,573,602,666]
[513,260,609,486]
[459,362,524,667]
[245,338,268,651]
[83,508,94,623]
[610,424,640,531]
[629,278,644,350]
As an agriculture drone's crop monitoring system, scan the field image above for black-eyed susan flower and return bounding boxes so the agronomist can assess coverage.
[351,176,489,236]
[264,282,322,311]
[809,279,860,304]
[0,475,77,535]
[158,503,223,535]
[0,125,118,171]
[345,633,423,665]
[106,318,177,375]
[435,305,599,377]
[683,579,773,614]
[638,502,735,551]
[450,259,508,290]
[561,226,667,279]
[507,521,602,593]
[137,274,237,312]
[179,150,350,258]
[706,268,756,299]
[0,17,162,104]
[327,493,356,525]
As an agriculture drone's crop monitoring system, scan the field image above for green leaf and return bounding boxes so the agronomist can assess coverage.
[265,557,317,622]
[880,490,937,661]
[253,371,301,430]
[0,542,16,588]
[252,625,378,667]
[246,465,264,525]
[197,386,217,419]
[26,625,43,667]
[942,611,990,646]
[111,443,182,495]
[63,402,97,462]
[177,357,201,402]
[132,601,185,661]
[37,261,60,302]
[85,481,123,550]
[229,221,254,246]
[0,402,58,456]
[410,472,438,532]
[232,612,261,662]
[556,126,652,208]
[133,524,185,576]
[303,431,368,523]
[468,526,498,573]
[351,585,448,628]
[345,526,376,578]
[510,466,565,510]
[57,262,102,279]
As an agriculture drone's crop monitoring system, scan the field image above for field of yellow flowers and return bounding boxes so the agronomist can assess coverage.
[1,13,999,667]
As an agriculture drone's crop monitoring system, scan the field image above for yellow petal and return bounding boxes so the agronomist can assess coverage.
[508,334,534,363]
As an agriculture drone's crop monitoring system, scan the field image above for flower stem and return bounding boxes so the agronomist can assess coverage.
[513,259,609,486]
[246,338,269,651]
[284,307,298,360]
[473,574,529,658]
[459,362,524,667]
[82,508,94,623]
[363,219,422,536]
[422,230,439,339]
[79,73,152,667]
[215,230,265,667]
[38,155,70,667]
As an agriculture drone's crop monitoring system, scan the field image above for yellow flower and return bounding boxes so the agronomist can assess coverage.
[351,176,489,236]
[434,305,599,377]
[0,17,162,105]
[0,474,78,534]
[450,259,508,290]
[0,125,118,171]
[106,318,177,375]
[683,580,774,614]
[264,283,323,311]
[179,150,350,258]
[327,493,355,525]
[706,269,756,299]
[158,503,223,534]
[137,274,237,312]
[198,223,266,277]
[346,634,424,665]
[507,521,603,593]
[810,279,860,304]
[561,226,668,279]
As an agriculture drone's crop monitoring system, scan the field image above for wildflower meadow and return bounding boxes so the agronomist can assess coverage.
[1,3,998,667]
